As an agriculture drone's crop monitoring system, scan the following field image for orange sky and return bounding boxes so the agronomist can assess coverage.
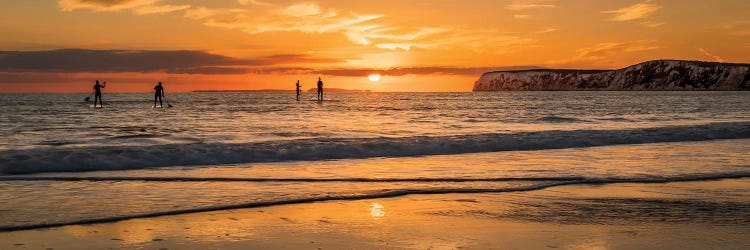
[1,0,749,92]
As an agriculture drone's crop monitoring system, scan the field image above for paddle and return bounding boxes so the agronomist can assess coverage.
[84,91,94,102]
[163,93,173,108]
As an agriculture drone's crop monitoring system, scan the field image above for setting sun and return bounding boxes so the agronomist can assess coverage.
[368,74,381,82]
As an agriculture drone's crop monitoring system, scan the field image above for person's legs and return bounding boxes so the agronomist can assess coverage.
[154,93,158,107]
[95,93,102,107]
[159,95,163,107]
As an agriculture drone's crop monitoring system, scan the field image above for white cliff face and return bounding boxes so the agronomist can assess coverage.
[473,60,750,91]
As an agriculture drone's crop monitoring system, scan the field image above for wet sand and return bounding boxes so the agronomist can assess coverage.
[2,179,748,250]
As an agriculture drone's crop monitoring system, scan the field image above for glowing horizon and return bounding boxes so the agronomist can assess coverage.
[1,0,749,92]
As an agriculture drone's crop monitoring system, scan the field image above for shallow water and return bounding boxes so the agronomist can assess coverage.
[1,139,749,230]
[0,92,749,230]
[1,92,749,174]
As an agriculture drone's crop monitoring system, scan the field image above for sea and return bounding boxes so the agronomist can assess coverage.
[0,91,749,231]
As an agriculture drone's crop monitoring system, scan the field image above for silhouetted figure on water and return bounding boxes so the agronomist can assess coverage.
[296,80,302,101]
[92,80,106,107]
[316,77,324,102]
[154,82,165,108]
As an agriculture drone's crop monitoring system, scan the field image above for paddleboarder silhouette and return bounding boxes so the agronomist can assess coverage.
[92,80,106,107]
[296,80,301,101]
[154,82,165,108]
[316,77,323,102]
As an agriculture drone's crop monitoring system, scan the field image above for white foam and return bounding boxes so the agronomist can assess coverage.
[1,122,749,175]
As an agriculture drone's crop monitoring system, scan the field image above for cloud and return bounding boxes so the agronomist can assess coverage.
[237,0,272,6]
[535,28,559,34]
[514,14,532,19]
[133,4,190,15]
[0,49,244,73]
[697,48,726,62]
[281,3,324,17]
[575,40,659,59]
[0,72,88,84]
[602,2,662,21]
[258,54,343,64]
[182,3,533,53]
[640,21,665,28]
[345,27,450,47]
[312,66,543,77]
[506,1,557,11]
[374,43,416,51]
[0,49,342,74]
[248,67,314,75]
[165,67,250,74]
[184,3,381,34]
[445,31,536,53]
[548,40,660,67]
[184,6,244,20]
[0,49,545,83]
[58,0,155,11]
[0,72,160,84]
[355,28,536,53]
[722,20,750,36]
[58,0,189,15]
[54,1,535,54]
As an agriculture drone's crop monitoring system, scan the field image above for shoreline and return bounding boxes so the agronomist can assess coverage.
[2,174,750,232]
[2,179,748,249]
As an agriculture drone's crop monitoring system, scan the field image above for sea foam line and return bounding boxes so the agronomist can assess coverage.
[2,122,749,175]
[1,172,748,232]
[0,176,585,182]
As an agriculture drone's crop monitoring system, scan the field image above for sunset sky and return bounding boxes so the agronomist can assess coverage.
[1,0,749,92]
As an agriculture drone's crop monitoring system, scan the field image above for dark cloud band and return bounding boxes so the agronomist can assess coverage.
[312,66,543,77]
[0,49,249,73]
[0,49,342,74]
[0,49,541,79]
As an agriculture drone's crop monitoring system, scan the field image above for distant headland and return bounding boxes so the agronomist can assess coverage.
[473,60,750,91]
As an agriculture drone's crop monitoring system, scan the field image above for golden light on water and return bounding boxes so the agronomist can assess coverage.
[369,202,386,218]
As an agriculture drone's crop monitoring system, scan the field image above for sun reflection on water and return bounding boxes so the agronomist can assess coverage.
[369,202,386,218]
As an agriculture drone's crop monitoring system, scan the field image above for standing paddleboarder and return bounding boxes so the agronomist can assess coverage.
[296,80,302,101]
[154,81,165,108]
[93,80,106,108]
[316,77,324,102]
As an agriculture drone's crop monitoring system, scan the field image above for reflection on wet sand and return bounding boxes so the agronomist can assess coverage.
[2,179,748,249]
[369,202,386,219]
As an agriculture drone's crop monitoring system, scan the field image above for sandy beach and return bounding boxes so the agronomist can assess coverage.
[2,179,748,250]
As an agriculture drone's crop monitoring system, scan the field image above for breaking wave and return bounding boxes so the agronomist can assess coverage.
[1,122,749,175]
[535,116,588,123]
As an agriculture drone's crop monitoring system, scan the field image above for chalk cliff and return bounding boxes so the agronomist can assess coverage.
[473,60,750,91]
